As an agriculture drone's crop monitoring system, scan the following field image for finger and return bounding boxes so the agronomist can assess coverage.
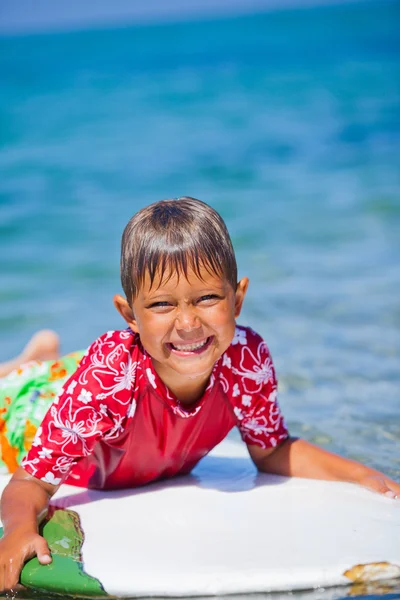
[386,481,400,498]
[34,537,52,564]
[367,479,399,499]
[384,490,399,500]
[362,476,394,496]
[385,490,396,499]
[4,557,23,592]
[0,563,4,592]
[9,583,25,593]
[372,478,400,499]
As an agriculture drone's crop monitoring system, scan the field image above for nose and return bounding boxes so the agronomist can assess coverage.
[175,305,200,332]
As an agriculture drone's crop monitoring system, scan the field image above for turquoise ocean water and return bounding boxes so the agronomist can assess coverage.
[1,1,400,598]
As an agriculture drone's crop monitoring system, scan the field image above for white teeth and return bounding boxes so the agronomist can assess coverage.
[172,338,208,352]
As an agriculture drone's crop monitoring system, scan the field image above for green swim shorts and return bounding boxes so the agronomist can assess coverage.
[0,351,84,474]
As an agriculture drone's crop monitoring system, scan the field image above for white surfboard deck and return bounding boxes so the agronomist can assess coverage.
[1,439,399,597]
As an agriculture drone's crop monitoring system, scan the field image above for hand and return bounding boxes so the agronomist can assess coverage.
[358,473,400,499]
[0,528,52,592]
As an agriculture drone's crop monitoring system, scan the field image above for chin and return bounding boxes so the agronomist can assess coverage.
[172,362,215,379]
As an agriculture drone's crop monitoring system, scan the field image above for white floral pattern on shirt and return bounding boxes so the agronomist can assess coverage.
[22,326,288,484]
[226,327,288,449]
[78,342,137,404]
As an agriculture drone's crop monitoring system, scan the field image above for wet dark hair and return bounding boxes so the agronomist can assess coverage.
[120,197,237,304]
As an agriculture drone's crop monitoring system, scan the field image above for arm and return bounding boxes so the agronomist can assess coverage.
[248,437,400,498]
[0,330,135,592]
[0,466,58,592]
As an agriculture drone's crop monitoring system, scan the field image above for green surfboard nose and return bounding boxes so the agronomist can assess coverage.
[1,507,108,597]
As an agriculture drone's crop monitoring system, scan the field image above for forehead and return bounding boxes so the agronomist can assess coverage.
[139,264,230,296]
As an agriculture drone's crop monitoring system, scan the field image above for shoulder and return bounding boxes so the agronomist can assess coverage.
[71,328,142,406]
[221,325,276,393]
[80,328,140,367]
[221,326,287,449]
[82,328,138,355]
[231,325,267,348]
[226,325,273,366]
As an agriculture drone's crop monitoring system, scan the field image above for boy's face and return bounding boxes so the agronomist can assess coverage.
[114,266,248,399]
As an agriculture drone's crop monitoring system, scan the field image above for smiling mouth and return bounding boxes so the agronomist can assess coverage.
[167,336,213,355]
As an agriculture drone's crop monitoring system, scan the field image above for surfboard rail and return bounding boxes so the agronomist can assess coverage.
[0,439,399,597]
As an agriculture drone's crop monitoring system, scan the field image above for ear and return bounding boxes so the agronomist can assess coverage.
[234,277,249,318]
[113,294,139,333]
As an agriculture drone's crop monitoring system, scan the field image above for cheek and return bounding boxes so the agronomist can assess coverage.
[209,306,236,333]
[140,314,173,339]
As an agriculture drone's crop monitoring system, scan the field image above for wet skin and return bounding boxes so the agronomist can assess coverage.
[114,267,248,404]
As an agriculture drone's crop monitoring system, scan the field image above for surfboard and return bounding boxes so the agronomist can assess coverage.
[0,438,399,598]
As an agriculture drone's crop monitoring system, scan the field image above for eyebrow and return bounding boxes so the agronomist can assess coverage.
[145,293,174,301]
[144,285,227,299]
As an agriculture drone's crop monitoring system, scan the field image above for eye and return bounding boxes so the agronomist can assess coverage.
[148,301,172,311]
[198,294,220,304]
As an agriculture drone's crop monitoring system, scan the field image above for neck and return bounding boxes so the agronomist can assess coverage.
[173,380,210,406]
[152,363,212,406]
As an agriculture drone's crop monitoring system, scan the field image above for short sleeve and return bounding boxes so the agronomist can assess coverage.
[22,329,137,485]
[225,327,289,449]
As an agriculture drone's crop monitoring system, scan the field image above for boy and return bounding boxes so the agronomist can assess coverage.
[0,197,398,592]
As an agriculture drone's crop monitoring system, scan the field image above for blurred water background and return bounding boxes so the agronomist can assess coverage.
[0,0,400,597]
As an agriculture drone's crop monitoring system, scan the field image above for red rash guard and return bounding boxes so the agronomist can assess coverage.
[22,326,288,489]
